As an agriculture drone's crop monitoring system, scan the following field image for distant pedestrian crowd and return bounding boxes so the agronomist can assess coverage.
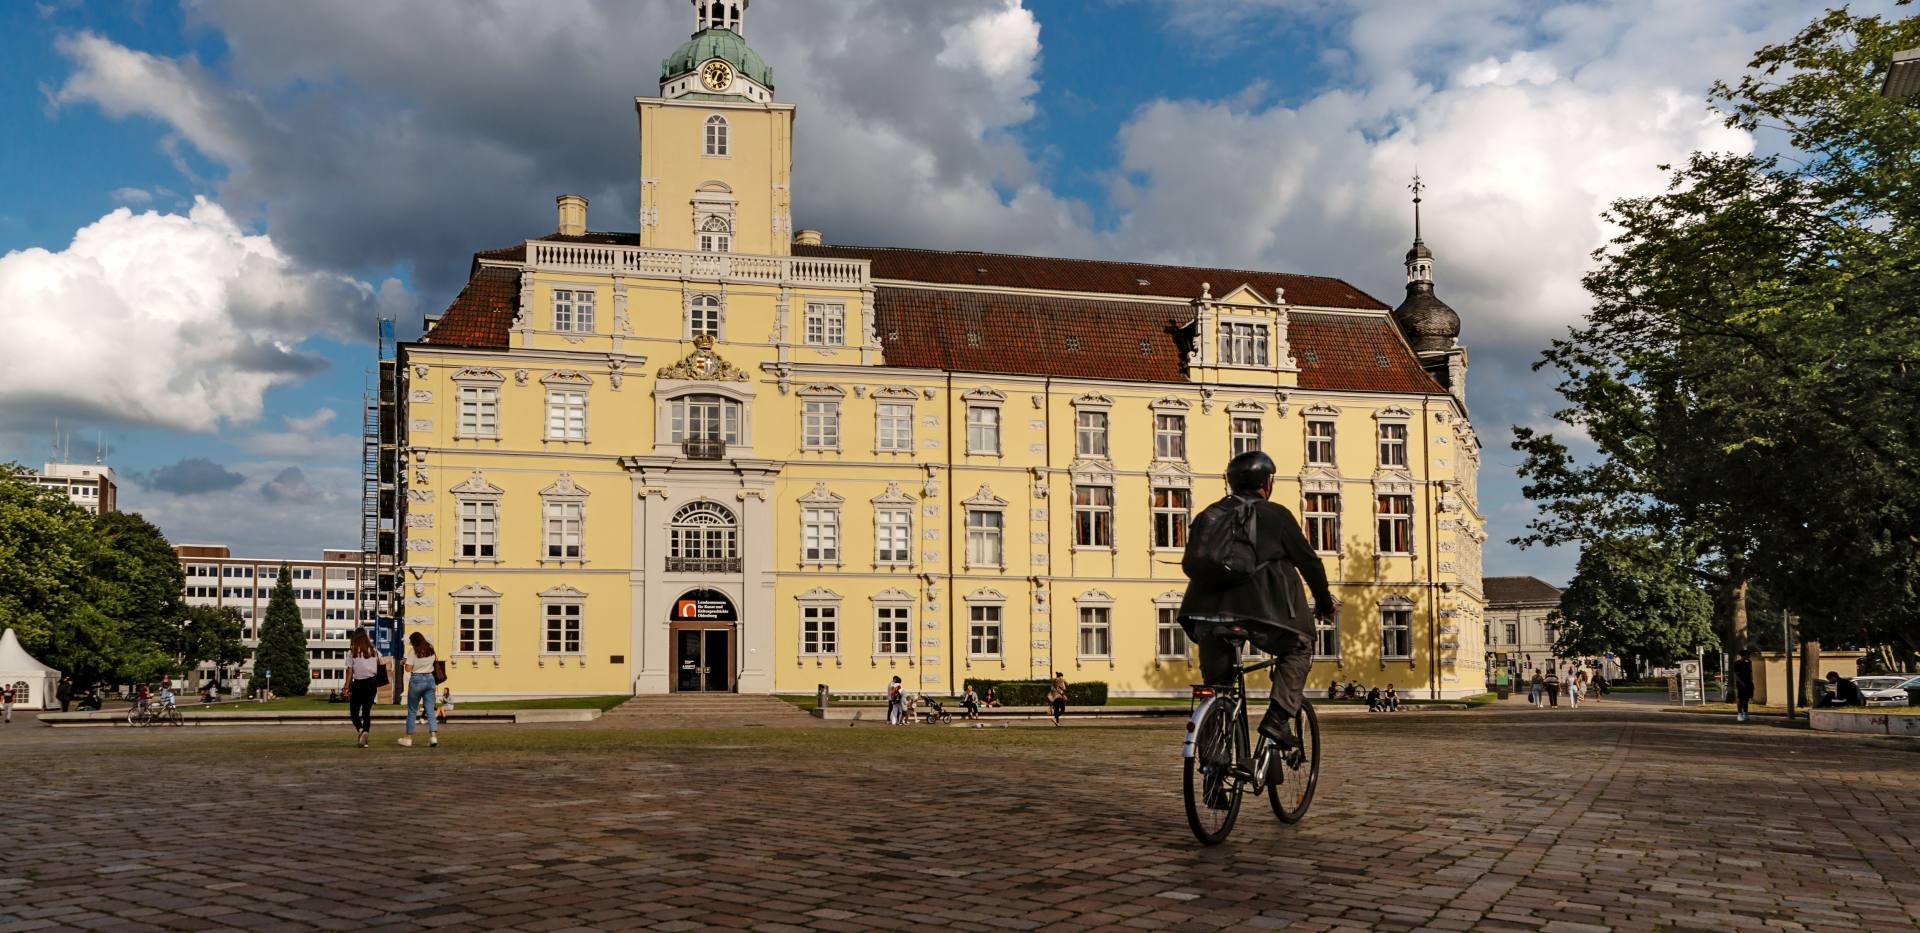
[1522,666,1608,707]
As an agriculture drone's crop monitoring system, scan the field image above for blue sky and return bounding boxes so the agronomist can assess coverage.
[0,0,1871,579]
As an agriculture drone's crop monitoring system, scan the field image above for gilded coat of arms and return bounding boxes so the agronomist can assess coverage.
[657,335,749,382]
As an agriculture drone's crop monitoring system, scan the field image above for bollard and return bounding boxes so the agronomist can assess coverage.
[817,683,830,711]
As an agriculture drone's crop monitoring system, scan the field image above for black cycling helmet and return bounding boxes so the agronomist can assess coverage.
[1225,450,1277,493]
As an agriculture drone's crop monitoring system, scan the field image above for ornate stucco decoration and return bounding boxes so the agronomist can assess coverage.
[797,482,844,506]
[539,584,589,599]
[872,482,915,506]
[450,470,505,496]
[962,484,1009,509]
[539,474,590,501]
[450,583,502,599]
[658,335,749,381]
[1226,399,1265,414]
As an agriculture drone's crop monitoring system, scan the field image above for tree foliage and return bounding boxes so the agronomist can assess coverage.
[1514,6,1920,664]
[178,605,247,675]
[1550,539,1717,680]
[247,565,311,697]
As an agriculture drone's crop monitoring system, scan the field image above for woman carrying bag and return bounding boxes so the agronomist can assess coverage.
[346,628,388,748]
[399,632,445,748]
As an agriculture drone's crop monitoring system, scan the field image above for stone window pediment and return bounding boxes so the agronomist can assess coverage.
[1373,470,1417,495]
[1227,400,1266,414]
[872,386,919,400]
[965,587,1007,603]
[962,484,1009,510]
[1149,463,1193,486]
[539,474,590,501]
[539,584,588,600]
[871,482,916,506]
[453,368,505,384]
[1075,588,1115,606]
[451,583,501,600]
[1069,460,1115,486]
[1300,466,1343,494]
[1073,392,1115,410]
[1153,590,1186,606]
[1375,406,1413,421]
[1302,402,1340,418]
[1380,594,1415,609]
[798,482,844,506]
[540,370,592,387]
[796,384,846,398]
[450,470,505,497]
[871,587,914,603]
[1150,396,1192,412]
[963,387,1007,404]
[797,586,842,603]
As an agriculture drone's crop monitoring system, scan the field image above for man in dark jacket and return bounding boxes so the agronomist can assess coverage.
[1179,450,1336,750]
[1732,650,1754,722]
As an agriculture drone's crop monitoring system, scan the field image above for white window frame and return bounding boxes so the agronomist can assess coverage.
[456,384,500,440]
[801,400,841,450]
[800,603,839,656]
[1231,416,1261,456]
[455,600,498,656]
[670,393,742,444]
[456,497,500,562]
[1304,491,1340,554]
[541,600,584,656]
[545,389,588,441]
[1376,494,1414,555]
[801,508,841,565]
[1156,603,1191,661]
[553,289,595,333]
[965,509,1004,569]
[1306,418,1336,467]
[966,595,1005,660]
[875,401,914,452]
[1077,605,1113,660]
[1378,421,1409,468]
[803,302,846,346]
[1072,483,1115,549]
[1381,601,1414,660]
[668,500,739,568]
[698,214,732,253]
[873,599,912,657]
[966,404,1001,455]
[1076,410,1109,458]
[704,114,729,157]
[1218,320,1270,366]
[1151,485,1191,551]
[688,294,723,339]
[1314,610,1340,660]
[543,500,584,561]
[875,507,913,565]
[1153,413,1187,461]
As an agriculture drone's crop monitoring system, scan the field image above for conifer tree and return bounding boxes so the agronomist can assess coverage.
[247,564,311,697]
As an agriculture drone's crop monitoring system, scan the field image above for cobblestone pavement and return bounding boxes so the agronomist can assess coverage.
[6,706,1920,932]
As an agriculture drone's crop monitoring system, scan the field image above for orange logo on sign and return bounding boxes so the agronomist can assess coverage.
[677,599,697,618]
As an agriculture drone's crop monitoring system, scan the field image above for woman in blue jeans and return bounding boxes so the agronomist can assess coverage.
[398,632,440,748]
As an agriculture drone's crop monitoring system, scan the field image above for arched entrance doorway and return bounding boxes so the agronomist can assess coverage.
[670,589,737,692]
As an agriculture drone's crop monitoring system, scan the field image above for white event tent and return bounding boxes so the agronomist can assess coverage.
[0,628,62,710]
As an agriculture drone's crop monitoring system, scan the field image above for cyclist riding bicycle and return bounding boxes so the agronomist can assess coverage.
[1179,450,1336,754]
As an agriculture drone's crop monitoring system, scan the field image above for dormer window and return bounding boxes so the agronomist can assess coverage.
[1218,321,1269,366]
[705,115,729,157]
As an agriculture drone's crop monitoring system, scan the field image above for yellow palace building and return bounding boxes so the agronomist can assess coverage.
[396,0,1487,699]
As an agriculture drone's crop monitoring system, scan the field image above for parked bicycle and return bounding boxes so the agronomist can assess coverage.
[126,699,183,727]
[1181,633,1320,844]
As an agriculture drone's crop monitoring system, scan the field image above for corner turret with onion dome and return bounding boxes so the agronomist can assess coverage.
[660,0,776,103]
[1392,174,1468,403]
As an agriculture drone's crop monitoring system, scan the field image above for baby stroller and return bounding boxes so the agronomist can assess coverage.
[920,695,953,725]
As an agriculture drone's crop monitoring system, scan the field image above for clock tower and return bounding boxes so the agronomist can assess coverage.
[641,0,793,254]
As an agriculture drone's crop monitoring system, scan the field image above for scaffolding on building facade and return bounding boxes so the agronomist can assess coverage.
[360,319,400,633]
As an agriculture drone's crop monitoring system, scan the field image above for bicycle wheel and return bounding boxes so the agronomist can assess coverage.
[1268,702,1320,824]
[165,707,184,727]
[1183,697,1245,845]
[125,706,140,726]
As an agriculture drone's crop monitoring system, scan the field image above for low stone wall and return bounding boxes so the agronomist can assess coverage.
[1810,708,1920,738]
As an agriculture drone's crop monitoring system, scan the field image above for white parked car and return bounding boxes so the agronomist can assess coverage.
[1851,675,1919,707]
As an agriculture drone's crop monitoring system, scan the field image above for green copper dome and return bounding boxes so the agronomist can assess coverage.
[661,28,774,90]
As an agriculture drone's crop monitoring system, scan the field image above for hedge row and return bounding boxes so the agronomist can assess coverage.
[962,678,1108,706]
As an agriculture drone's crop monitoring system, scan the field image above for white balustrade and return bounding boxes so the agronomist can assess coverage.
[527,241,868,288]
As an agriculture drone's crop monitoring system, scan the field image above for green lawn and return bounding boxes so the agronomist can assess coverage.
[172,695,625,714]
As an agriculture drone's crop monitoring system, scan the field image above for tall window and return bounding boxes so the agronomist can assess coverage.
[1505,622,1519,645]
[1306,420,1336,465]
[1376,495,1413,554]
[457,602,497,654]
[1157,606,1190,660]
[543,603,582,654]
[1152,487,1190,550]
[1218,321,1270,365]
[1379,422,1409,467]
[804,303,845,346]
[966,510,1003,568]
[704,114,729,156]
[802,509,840,563]
[1231,416,1261,456]
[802,400,840,449]
[1304,492,1340,553]
[1154,414,1186,460]
[1078,607,1112,658]
[875,403,913,452]
[801,605,838,655]
[1382,606,1413,658]
[875,509,912,564]
[875,605,910,655]
[553,290,594,332]
[669,501,738,571]
[1076,411,1109,458]
[968,605,1002,657]
[689,295,722,338]
[458,386,499,438]
[1314,613,1339,658]
[1073,485,1114,548]
[458,500,497,559]
[698,215,731,253]
[544,501,583,559]
[546,390,587,440]
[966,405,1000,454]
[671,394,741,443]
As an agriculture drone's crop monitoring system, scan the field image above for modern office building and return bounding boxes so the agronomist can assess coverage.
[394,1,1488,699]
[28,461,118,515]
[173,545,376,692]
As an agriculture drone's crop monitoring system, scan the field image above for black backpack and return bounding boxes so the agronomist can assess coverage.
[1184,495,1262,586]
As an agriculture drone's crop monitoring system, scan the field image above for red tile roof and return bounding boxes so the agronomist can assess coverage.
[795,243,1389,311]
[419,265,517,349]
[420,237,1447,396]
[1483,576,1564,606]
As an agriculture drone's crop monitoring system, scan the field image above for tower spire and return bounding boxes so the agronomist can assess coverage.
[1409,170,1424,244]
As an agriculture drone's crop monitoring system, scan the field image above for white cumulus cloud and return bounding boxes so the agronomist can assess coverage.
[0,198,395,432]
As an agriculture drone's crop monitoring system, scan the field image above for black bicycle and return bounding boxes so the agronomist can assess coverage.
[1181,637,1321,845]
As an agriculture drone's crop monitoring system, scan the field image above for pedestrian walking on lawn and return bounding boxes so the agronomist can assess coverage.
[1733,649,1756,722]
[398,632,441,748]
[346,628,385,748]
[1048,672,1068,726]
[886,675,904,725]
[1544,668,1560,707]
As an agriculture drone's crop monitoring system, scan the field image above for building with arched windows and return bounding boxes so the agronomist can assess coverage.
[396,1,1487,699]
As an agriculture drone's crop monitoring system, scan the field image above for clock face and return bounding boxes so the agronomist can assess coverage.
[700,60,734,92]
